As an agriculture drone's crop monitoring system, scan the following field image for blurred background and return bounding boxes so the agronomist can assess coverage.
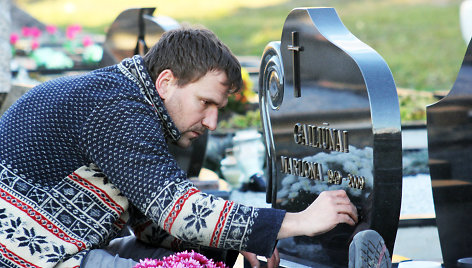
[11,0,468,124]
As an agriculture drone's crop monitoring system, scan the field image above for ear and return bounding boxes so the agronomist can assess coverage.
[155,69,175,100]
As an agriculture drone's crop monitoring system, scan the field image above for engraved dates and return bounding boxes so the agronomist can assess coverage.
[327,170,366,190]
[280,156,366,190]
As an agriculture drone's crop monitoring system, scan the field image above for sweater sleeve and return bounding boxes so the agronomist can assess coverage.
[79,97,286,256]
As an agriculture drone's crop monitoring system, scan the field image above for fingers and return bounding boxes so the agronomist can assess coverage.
[338,203,358,224]
[240,251,260,268]
[328,190,352,204]
[338,210,357,226]
[331,189,349,197]
[319,190,359,225]
[320,190,357,216]
[280,190,359,238]
[241,250,280,268]
[348,202,359,223]
[318,190,347,206]
[266,248,280,268]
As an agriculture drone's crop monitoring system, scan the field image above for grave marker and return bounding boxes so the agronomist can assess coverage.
[259,7,402,267]
[427,38,472,268]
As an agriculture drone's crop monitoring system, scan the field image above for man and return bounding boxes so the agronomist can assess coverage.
[0,27,358,267]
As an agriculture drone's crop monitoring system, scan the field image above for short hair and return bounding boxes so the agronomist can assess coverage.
[143,27,242,94]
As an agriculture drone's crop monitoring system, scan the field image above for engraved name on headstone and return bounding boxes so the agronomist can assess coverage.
[259,7,402,267]
[427,38,472,268]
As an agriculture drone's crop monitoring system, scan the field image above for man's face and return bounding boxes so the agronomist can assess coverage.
[156,69,229,148]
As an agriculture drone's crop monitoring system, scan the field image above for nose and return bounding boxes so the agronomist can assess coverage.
[202,107,218,131]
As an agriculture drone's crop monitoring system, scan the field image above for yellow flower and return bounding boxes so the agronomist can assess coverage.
[241,67,254,97]
[234,67,254,103]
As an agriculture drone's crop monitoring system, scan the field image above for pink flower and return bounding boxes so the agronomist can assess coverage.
[30,27,41,38]
[71,24,82,32]
[10,33,19,45]
[135,258,160,267]
[66,24,82,40]
[66,28,76,40]
[46,25,58,35]
[31,39,40,50]
[82,36,93,47]
[22,26,32,37]
[134,251,228,268]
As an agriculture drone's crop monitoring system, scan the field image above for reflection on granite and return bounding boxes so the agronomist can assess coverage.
[231,173,435,218]
[400,174,435,217]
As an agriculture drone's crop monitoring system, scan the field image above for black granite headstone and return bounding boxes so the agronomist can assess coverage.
[427,38,472,268]
[259,7,402,267]
[100,8,180,68]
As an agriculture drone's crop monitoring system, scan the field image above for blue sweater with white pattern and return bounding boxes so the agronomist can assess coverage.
[0,56,285,259]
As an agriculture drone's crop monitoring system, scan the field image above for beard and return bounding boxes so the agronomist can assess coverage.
[176,126,207,148]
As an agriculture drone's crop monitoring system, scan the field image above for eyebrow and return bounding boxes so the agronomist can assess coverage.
[205,96,227,109]
[214,99,228,109]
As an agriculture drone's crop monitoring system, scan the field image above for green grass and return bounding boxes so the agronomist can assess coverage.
[15,0,467,92]
[338,1,465,92]
[181,0,466,92]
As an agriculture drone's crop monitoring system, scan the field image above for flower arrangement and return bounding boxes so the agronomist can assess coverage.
[223,67,255,115]
[133,250,228,268]
[218,67,262,131]
[9,24,103,70]
[10,26,41,55]
[63,24,83,54]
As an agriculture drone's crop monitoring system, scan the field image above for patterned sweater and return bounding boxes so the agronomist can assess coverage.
[0,56,285,267]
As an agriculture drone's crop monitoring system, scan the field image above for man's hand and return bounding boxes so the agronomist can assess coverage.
[277,190,358,239]
[241,248,280,268]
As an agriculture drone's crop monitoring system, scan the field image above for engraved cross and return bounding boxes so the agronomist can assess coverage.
[287,31,304,98]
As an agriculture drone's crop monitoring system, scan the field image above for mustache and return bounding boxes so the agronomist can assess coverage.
[188,126,207,135]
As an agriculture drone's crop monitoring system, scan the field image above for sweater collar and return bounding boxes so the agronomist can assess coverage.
[118,55,181,142]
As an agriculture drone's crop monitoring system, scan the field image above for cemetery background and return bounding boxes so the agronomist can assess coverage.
[6,0,472,265]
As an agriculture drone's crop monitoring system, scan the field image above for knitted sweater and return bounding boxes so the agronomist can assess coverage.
[0,56,285,267]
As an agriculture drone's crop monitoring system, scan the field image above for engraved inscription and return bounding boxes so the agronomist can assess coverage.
[280,156,366,189]
[280,156,323,180]
[327,169,342,185]
[347,174,365,190]
[327,170,365,189]
[293,123,349,153]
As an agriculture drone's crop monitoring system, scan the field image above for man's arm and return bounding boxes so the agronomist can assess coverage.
[242,190,357,268]
[277,190,358,239]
